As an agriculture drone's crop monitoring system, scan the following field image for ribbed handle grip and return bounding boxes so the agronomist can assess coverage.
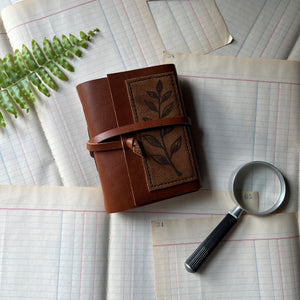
[185,213,237,273]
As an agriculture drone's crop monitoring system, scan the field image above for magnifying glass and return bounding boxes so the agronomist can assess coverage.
[185,161,286,273]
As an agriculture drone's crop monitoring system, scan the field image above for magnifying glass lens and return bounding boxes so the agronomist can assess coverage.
[233,163,283,214]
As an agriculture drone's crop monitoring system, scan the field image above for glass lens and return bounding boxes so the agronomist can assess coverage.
[233,162,284,214]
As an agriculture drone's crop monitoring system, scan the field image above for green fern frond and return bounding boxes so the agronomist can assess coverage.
[0,28,99,128]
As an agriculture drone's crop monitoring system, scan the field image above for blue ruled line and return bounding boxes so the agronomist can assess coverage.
[69,213,77,299]
[236,0,268,56]
[0,151,12,184]
[166,1,191,52]
[56,211,64,300]
[253,240,262,299]
[249,0,281,57]
[97,0,127,70]
[252,82,259,161]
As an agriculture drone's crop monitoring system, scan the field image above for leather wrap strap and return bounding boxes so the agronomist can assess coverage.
[87,116,191,152]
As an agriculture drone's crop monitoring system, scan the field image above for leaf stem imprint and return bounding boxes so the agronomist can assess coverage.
[143,79,182,177]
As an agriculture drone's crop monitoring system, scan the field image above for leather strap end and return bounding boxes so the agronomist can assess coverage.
[126,137,144,157]
[87,140,122,152]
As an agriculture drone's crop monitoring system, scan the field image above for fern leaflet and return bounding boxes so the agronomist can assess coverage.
[0,28,99,127]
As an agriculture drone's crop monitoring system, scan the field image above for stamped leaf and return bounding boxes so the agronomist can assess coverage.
[156,79,163,95]
[151,155,170,165]
[142,78,182,177]
[144,100,158,112]
[147,91,158,99]
[162,126,173,136]
[143,134,162,148]
[161,101,174,118]
[170,136,182,157]
[161,90,172,103]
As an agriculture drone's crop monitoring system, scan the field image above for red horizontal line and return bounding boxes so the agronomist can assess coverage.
[0,207,226,216]
[0,207,105,213]
[127,210,225,216]
[6,0,96,34]
[153,235,299,247]
[180,74,300,86]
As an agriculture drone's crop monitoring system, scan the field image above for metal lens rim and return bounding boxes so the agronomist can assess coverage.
[232,161,286,215]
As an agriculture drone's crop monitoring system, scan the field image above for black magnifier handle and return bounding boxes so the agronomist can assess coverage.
[185,207,243,273]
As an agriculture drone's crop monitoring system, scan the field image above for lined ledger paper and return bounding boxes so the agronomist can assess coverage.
[0,185,109,299]
[212,0,300,59]
[0,186,240,299]
[151,213,300,299]
[0,185,298,299]
[163,53,300,212]
[148,0,232,53]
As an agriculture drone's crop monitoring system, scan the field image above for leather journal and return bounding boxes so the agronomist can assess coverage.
[77,64,200,213]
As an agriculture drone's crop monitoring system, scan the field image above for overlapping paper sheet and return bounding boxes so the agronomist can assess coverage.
[212,0,300,59]
[163,52,299,211]
[0,184,109,299]
[151,213,300,299]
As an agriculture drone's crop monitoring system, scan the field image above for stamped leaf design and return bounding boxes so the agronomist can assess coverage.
[161,90,172,103]
[0,28,99,127]
[147,90,158,99]
[143,134,163,148]
[143,78,182,177]
[170,136,182,157]
[162,126,174,136]
[161,101,174,118]
[156,79,163,95]
[144,100,158,112]
[151,154,170,165]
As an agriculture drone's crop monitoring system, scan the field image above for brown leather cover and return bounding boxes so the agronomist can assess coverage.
[77,64,200,213]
